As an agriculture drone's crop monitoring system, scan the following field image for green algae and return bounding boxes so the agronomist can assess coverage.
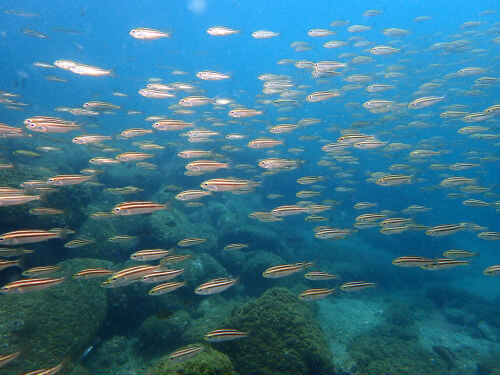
[217,287,335,375]
[348,324,449,375]
[0,258,109,375]
[150,345,237,375]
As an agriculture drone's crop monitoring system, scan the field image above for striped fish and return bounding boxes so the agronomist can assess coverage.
[46,174,91,186]
[115,152,153,162]
[169,345,205,362]
[425,223,467,236]
[73,268,114,279]
[159,254,192,266]
[131,248,171,261]
[153,119,193,131]
[262,262,313,278]
[1,277,65,294]
[477,231,500,241]
[0,229,65,245]
[442,250,479,258]
[195,277,238,295]
[113,201,167,215]
[392,256,435,267]
[22,265,60,277]
[376,174,413,186]
[177,238,207,247]
[0,350,22,368]
[483,265,500,276]
[304,271,337,280]
[420,259,469,270]
[298,287,336,301]
[271,205,310,216]
[101,265,159,287]
[200,178,259,192]
[64,238,95,248]
[340,281,375,292]
[20,361,64,375]
[149,281,186,295]
[204,329,248,342]
[141,268,184,283]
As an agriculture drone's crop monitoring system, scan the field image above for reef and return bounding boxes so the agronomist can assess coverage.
[0,257,108,375]
[217,287,335,375]
[149,345,237,375]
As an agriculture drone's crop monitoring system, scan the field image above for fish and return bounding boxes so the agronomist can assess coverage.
[47,175,92,186]
[0,194,40,206]
[201,178,259,193]
[206,26,241,36]
[195,277,238,295]
[178,238,207,247]
[175,190,211,201]
[101,265,159,287]
[421,259,469,270]
[223,243,249,251]
[442,250,479,258]
[425,223,467,236]
[107,235,137,243]
[129,28,170,39]
[252,30,280,39]
[64,238,95,248]
[196,71,231,80]
[1,277,65,294]
[298,287,336,301]
[112,201,168,215]
[392,256,435,267]
[0,229,67,245]
[22,265,60,277]
[149,281,186,295]
[408,96,444,109]
[169,346,205,362]
[340,281,375,292]
[0,259,23,271]
[262,262,313,278]
[304,271,337,280]
[141,268,184,283]
[477,231,500,240]
[131,249,172,261]
[0,350,22,368]
[159,254,192,265]
[483,265,500,276]
[204,329,248,342]
[73,268,114,279]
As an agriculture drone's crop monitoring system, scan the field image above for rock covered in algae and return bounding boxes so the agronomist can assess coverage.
[0,258,108,375]
[217,287,335,375]
[149,345,237,375]
[347,324,449,375]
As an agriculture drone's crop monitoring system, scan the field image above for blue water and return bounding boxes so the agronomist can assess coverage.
[0,1,499,374]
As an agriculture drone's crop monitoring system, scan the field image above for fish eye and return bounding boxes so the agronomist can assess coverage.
[131,30,136,33]
[48,178,53,182]
[29,123,36,127]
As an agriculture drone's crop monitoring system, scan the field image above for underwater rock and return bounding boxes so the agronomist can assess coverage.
[219,250,286,296]
[182,296,246,343]
[217,287,335,375]
[103,260,185,337]
[84,335,149,375]
[150,205,218,251]
[149,345,237,375]
[184,252,229,287]
[0,258,108,375]
[348,324,448,375]
[138,310,192,352]
[217,225,283,253]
